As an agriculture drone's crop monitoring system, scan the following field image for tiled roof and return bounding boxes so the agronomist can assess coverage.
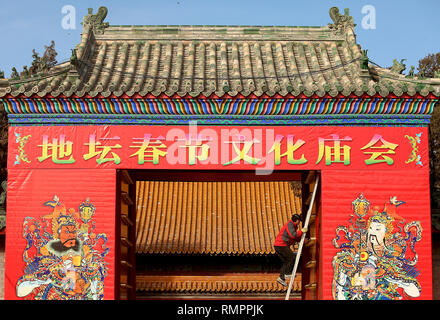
[136,273,301,293]
[135,181,302,255]
[1,6,439,99]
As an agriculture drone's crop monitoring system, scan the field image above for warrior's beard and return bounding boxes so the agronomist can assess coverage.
[368,234,386,253]
[369,234,378,245]
[50,238,81,253]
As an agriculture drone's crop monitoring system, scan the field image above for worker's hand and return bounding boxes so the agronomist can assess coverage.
[301,227,308,233]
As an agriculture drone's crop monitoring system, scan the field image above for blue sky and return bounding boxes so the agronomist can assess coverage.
[0,0,439,77]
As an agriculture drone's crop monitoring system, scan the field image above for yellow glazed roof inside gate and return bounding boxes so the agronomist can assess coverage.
[135,181,302,255]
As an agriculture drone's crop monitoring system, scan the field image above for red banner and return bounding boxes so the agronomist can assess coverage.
[321,169,432,300]
[9,125,428,171]
[5,169,116,300]
[5,125,432,300]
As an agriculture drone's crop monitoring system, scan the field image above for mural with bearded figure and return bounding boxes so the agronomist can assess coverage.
[332,194,422,300]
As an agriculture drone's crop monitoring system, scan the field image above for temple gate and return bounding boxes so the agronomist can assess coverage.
[1,6,439,300]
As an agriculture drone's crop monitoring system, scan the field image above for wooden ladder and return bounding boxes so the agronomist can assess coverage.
[285,171,320,300]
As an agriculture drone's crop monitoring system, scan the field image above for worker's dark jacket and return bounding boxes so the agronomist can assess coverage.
[273,220,302,247]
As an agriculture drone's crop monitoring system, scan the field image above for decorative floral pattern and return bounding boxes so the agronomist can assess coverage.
[14,132,31,165]
[405,133,423,166]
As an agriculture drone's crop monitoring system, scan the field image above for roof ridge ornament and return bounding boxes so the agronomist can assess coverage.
[360,49,369,70]
[360,49,372,81]
[82,6,109,35]
[67,49,80,81]
[389,59,407,75]
[328,7,356,35]
[70,48,80,69]
[7,41,58,82]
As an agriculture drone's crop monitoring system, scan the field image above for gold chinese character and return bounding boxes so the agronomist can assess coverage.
[316,134,352,165]
[361,134,399,165]
[223,137,261,166]
[38,135,75,164]
[178,135,210,165]
[83,135,122,165]
[268,134,307,165]
[129,134,167,165]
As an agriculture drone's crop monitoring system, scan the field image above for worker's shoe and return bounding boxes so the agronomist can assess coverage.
[277,277,287,287]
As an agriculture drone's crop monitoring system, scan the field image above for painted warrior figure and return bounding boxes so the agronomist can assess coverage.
[16,197,108,300]
[332,194,422,300]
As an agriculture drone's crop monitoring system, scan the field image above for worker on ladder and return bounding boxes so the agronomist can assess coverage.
[274,214,308,287]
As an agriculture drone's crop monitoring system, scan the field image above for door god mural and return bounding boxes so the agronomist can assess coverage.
[16,196,109,300]
[332,194,422,300]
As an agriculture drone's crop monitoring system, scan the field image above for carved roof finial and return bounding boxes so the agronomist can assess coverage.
[10,67,19,80]
[390,59,407,74]
[70,48,78,66]
[360,50,369,70]
[328,7,356,34]
[359,49,372,80]
[82,6,109,35]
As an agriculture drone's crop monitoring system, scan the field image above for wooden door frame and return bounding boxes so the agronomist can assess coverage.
[115,170,137,300]
[115,169,320,300]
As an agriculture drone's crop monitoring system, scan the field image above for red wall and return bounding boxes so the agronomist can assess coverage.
[9,125,427,171]
[4,169,116,300]
[321,169,432,300]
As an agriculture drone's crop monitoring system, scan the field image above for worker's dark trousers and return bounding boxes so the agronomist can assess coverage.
[274,246,297,280]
